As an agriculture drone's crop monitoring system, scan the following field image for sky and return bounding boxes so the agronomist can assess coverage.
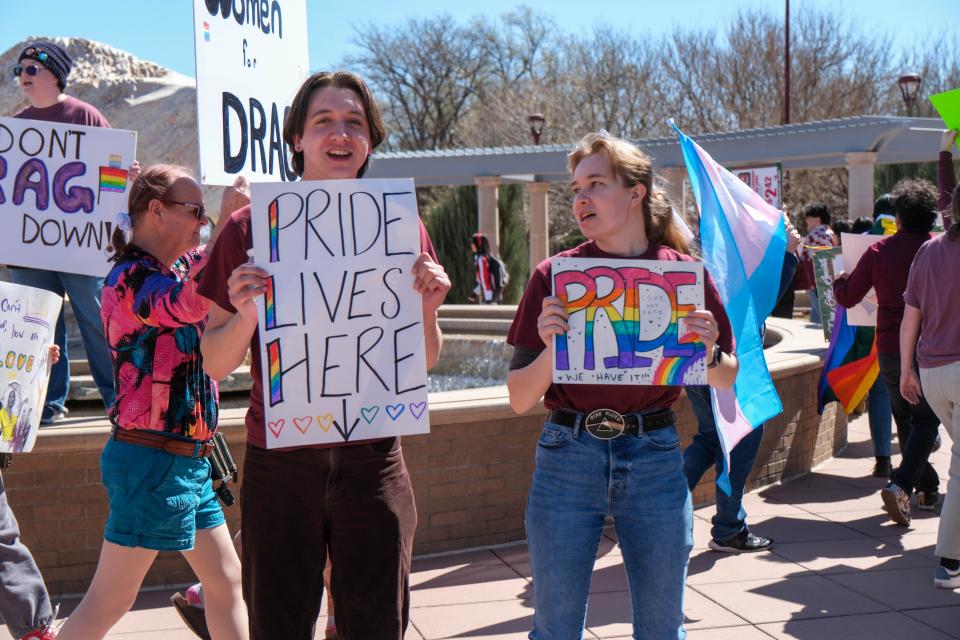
[1,0,957,78]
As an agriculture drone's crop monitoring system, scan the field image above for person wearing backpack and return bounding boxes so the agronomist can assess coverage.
[471,233,508,304]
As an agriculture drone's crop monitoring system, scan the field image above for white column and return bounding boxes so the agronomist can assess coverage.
[845,152,877,220]
[475,176,501,255]
[528,182,550,273]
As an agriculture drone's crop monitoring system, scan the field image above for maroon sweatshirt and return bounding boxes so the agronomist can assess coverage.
[832,231,933,354]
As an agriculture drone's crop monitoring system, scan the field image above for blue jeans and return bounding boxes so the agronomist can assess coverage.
[8,267,115,412]
[683,385,764,541]
[525,419,692,640]
[867,377,893,458]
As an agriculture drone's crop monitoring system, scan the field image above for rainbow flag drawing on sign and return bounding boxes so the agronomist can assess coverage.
[671,120,786,495]
[98,155,128,204]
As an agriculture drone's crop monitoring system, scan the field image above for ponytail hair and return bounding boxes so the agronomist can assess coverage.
[567,132,690,254]
[109,164,193,262]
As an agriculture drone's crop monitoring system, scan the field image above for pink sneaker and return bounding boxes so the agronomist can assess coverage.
[185,583,205,609]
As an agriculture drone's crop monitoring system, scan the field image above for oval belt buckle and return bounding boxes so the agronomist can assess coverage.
[584,409,626,440]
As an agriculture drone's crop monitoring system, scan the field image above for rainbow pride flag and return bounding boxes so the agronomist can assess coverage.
[672,120,786,495]
[98,166,128,203]
[818,306,879,414]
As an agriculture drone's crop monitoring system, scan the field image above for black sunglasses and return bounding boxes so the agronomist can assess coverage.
[12,64,43,78]
[162,199,206,220]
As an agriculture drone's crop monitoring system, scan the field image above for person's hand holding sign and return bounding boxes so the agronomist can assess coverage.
[412,253,451,314]
[684,309,721,357]
[537,296,569,348]
[226,263,269,325]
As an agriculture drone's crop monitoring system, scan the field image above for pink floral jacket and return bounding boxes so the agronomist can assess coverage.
[101,246,217,440]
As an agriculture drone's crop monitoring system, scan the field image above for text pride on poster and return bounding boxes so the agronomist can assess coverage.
[193,0,309,185]
[551,257,706,386]
[251,179,430,448]
[0,282,62,453]
[0,117,137,277]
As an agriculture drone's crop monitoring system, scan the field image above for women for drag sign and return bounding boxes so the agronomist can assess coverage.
[0,117,137,277]
[0,282,62,453]
[552,258,707,385]
[251,179,430,447]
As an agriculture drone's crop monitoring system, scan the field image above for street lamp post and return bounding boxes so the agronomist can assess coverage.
[528,113,546,145]
[897,74,923,116]
[783,0,790,125]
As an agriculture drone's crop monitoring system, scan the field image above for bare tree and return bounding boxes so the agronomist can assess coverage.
[346,15,492,150]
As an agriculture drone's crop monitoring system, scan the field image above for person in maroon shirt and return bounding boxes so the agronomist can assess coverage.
[901,182,960,588]
[198,71,450,640]
[833,179,942,526]
[507,133,738,639]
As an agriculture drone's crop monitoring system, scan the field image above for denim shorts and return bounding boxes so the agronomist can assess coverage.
[101,437,225,551]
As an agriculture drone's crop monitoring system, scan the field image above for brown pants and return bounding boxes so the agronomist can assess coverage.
[240,438,417,639]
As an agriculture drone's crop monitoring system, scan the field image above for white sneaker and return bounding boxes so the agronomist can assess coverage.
[934,564,960,589]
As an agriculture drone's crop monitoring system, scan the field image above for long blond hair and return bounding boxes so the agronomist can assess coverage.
[567,132,689,254]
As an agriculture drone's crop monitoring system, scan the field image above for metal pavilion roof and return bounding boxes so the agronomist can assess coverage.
[365,115,946,186]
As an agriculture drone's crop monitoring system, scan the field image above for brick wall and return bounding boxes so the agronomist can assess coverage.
[5,361,844,596]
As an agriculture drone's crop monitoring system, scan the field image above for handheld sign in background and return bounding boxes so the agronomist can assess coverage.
[193,0,309,186]
[251,178,430,448]
[840,232,883,327]
[0,117,137,277]
[552,257,706,386]
[813,247,842,341]
[0,282,62,453]
[930,88,960,132]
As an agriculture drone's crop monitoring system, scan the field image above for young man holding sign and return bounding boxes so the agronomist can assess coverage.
[7,40,139,423]
[199,71,449,639]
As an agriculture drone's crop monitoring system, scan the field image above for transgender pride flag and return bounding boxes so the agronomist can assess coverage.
[670,120,786,494]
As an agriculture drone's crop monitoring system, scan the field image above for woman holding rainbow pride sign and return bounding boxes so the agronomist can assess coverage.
[505,132,738,639]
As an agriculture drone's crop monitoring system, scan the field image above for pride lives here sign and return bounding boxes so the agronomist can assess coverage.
[0,117,137,277]
[251,179,431,448]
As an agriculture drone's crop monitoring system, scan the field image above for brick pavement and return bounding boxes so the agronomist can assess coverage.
[3,412,957,639]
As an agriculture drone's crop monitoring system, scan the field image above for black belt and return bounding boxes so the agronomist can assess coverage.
[546,407,676,440]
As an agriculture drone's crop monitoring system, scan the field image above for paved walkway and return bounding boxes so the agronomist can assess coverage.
[9,413,959,639]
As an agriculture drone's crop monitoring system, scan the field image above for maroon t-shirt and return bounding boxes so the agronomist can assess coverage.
[507,241,735,415]
[833,231,933,354]
[14,95,111,127]
[198,204,439,449]
[903,234,960,368]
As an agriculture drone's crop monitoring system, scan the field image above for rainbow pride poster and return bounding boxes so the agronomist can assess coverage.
[0,281,62,453]
[0,117,136,277]
[250,178,430,448]
[551,257,707,386]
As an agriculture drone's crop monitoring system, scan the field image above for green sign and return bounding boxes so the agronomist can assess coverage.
[813,247,842,341]
[930,88,960,132]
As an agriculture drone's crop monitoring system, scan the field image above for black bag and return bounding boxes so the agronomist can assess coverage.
[209,432,238,506]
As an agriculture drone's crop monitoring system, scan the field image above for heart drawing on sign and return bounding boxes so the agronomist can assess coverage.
[386,404,405,420]
[316,414,334,432]
[267,419,285,438]
[293,416,312,433]
[360,406,380,424]
[409,402,427,419]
